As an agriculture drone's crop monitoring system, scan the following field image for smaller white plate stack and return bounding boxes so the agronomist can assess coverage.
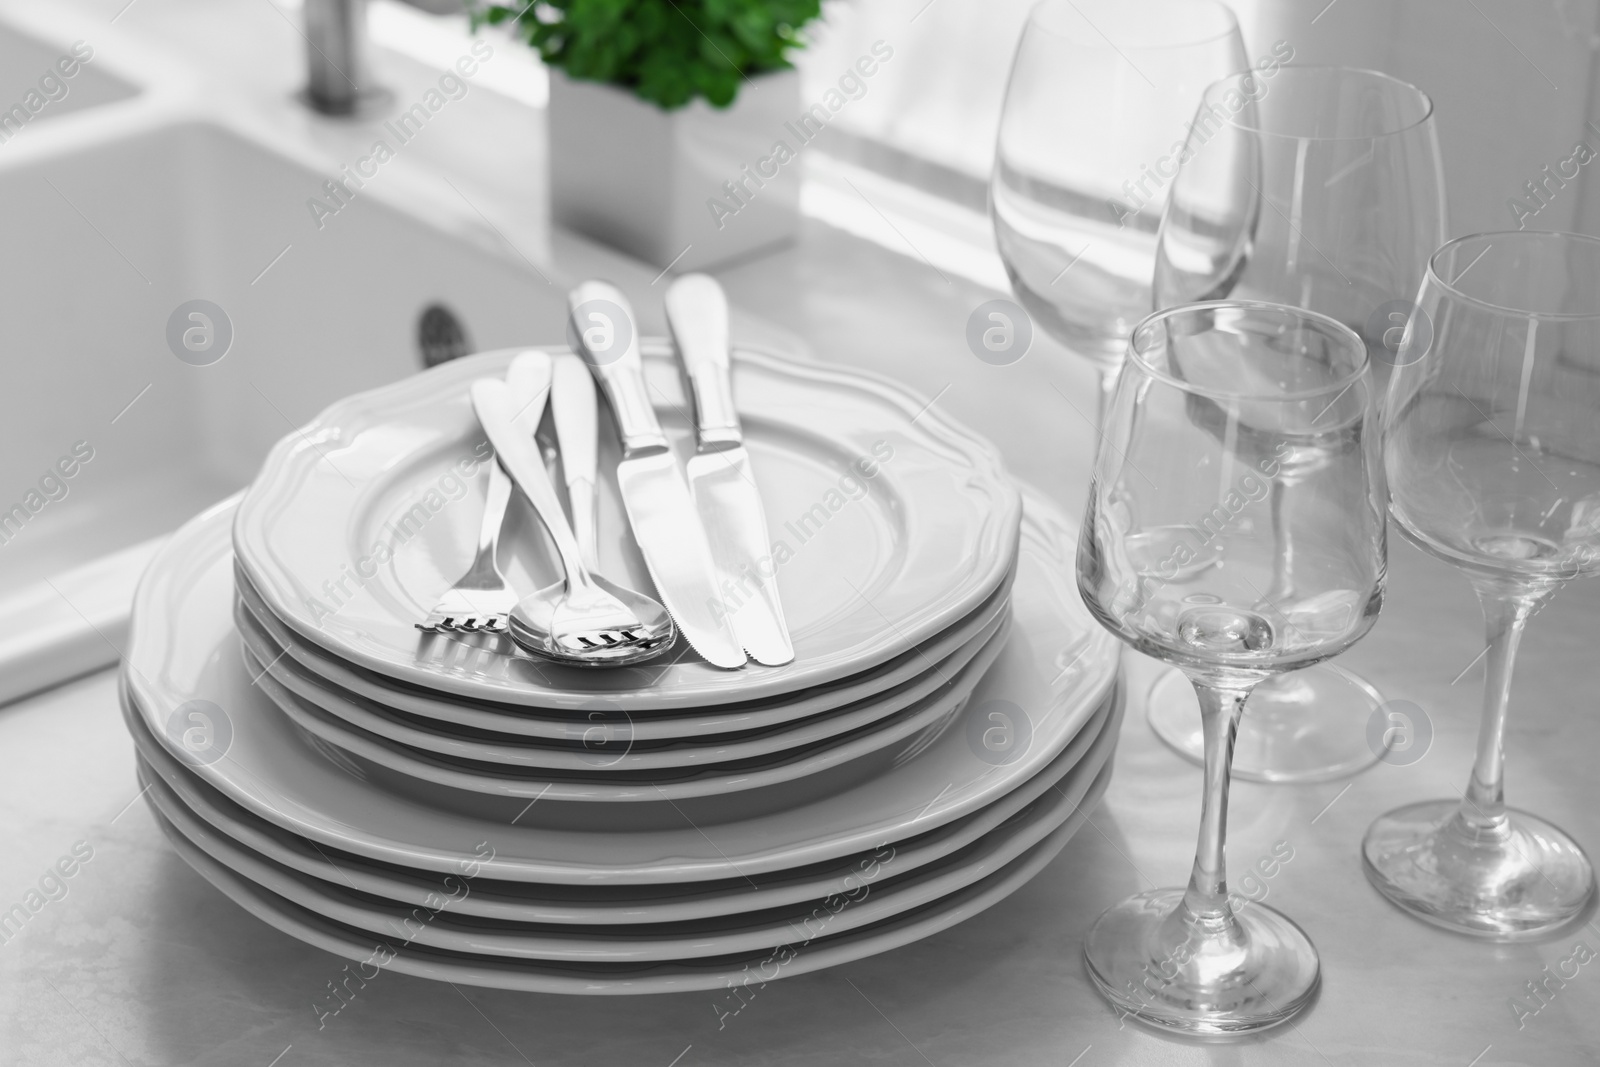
[122,343,1122,993]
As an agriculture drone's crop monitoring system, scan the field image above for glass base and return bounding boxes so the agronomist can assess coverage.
[1083,888,1320,1035]
[1362,799,1596,940]
[1148,665,1387,783]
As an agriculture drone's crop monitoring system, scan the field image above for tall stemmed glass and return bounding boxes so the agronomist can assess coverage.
[1365,231,1600,938]
[1148,67,1446,782]
[991,0,1244,422]
[1079,301,1384,1034]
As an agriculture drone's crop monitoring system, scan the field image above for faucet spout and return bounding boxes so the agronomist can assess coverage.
[303,0,391,117]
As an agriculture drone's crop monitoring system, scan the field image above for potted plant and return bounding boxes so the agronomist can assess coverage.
[474,0,822,271]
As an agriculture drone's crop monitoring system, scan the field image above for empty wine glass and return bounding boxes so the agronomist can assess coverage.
[1079,300,1384,1034]
[1364,230,1600,939]
[1148,67,1446,783]
[991,0,1244,420]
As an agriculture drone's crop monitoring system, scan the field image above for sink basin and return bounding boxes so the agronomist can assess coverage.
[0,118,569,703]
[0,24,136,139]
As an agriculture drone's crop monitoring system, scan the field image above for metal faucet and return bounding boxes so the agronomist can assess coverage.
[302,0,391,117]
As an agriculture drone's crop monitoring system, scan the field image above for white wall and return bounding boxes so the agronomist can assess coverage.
[799,0,1600,239]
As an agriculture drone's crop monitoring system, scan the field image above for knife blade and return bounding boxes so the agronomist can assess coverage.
[566,280,747,669]
[665,274,795,667]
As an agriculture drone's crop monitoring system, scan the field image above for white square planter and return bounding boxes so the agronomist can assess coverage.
[549,68,802,272]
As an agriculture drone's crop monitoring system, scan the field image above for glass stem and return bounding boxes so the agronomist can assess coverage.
[1181,680,1253,926]
[1456,579,1544,836]
[1266,478,1296,601]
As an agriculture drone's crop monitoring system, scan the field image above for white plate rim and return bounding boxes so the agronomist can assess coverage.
[232,343,1022,709]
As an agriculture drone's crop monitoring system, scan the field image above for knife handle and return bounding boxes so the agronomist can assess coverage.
[551,352,600,571]
[665,274,741,449]
[567,281,668,455]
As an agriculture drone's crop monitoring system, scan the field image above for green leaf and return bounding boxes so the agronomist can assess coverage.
[468,0,822,110]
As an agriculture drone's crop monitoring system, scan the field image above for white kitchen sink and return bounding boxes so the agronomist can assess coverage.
[0,117,570,703]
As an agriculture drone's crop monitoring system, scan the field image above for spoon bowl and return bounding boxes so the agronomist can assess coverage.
[508,576,676,667]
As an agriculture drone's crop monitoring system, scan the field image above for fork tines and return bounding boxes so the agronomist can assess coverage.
[415,612,510,635]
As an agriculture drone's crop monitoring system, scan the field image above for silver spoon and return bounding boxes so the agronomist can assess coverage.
[471,373,674,667]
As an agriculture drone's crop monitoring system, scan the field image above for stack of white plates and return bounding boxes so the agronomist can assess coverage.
[123,344,1122,993]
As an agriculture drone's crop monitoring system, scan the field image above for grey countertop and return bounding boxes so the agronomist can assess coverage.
[2,215,1598,1066]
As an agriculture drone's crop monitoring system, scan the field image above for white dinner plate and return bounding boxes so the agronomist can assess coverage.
[233,562,1015,742]
[125,489,1117,884]
[238,616,1007,801]
[134,684,1119,925]
[235,586,1011,770]
[155,787,1097,995]
[146,753,1112,962]
[233,343,1022,709]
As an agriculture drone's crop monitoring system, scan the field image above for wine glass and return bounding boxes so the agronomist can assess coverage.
[1364,230,1600,939]
[1079,300,1384,1034]
[991,0,1244,421]
[1147,67,1446,783]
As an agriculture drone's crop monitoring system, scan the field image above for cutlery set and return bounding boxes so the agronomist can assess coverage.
[421,275,790,672]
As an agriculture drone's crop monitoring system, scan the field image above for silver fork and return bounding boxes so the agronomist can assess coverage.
[416,352,552,634]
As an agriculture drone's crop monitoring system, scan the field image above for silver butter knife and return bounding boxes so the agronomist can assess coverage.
[665,274,795,666]
[551,352,600,571]
[567,280,747,670]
